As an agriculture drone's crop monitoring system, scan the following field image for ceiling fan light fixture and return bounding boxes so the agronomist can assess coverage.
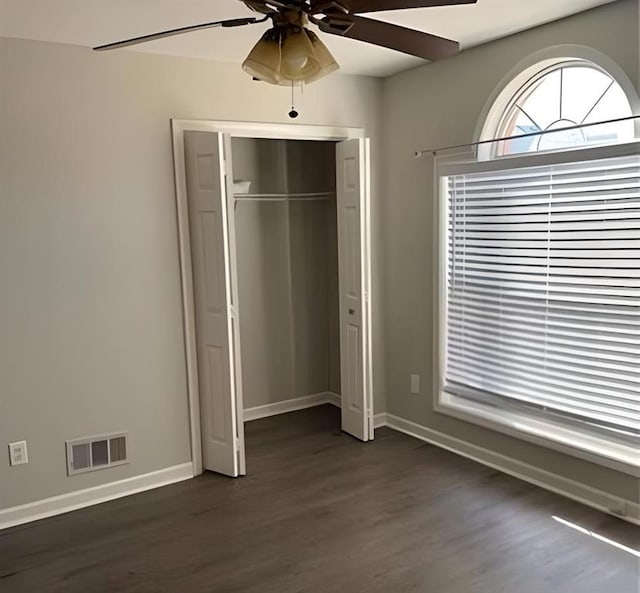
[304,30,339,83]
[279,27,321,81]
[242,32,282,84]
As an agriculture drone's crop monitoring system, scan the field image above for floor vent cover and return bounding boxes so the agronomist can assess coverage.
[66,433,128,476]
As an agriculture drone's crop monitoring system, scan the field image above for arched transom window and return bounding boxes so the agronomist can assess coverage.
[496,61,634,155]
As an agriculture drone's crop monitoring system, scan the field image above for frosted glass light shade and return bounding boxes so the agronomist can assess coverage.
[304,31,339,84]
[279,28,320,81]
[242,26,340,86]
[242,34,282,85]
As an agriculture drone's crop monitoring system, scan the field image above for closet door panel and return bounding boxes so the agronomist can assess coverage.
[184,131,244,477]
[336,138,374,441]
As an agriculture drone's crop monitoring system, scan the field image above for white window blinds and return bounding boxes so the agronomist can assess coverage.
[446,152,640,437]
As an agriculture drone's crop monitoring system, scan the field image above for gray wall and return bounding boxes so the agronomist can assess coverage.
[232,138,340,409]
[0,37,383,510]
[286,140,341,396]
[381,0,639,503]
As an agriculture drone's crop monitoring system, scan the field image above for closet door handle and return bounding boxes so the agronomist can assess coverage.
[348,309,355,315]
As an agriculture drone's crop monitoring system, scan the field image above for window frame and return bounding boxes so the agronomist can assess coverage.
[476,51,640,162]
[492,60,634,157]
[434,140,640,478]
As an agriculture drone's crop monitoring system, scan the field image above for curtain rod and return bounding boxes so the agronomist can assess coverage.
[414,114,640,158]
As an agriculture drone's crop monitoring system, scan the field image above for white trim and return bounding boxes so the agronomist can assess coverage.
[0,463,194,531]
[363,138,375,440]
[326,392,342,408]
[380,414,640,527]
[171,119,365,141]
[172,119,371,473]
[172,121,203,476]
[436,393,640,477]
[243,392,341,422]
[242,392,389,432]
[373,412,388,429]
[265,392,390,430]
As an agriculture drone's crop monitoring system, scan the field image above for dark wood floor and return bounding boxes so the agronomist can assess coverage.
[1,405,638,592]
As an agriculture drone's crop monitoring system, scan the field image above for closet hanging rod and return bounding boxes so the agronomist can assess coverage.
[234,197,333,204]
[414,114,640,158]
[235,192,335,199]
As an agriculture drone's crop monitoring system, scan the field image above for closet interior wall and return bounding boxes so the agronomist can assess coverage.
[231,138,341,411]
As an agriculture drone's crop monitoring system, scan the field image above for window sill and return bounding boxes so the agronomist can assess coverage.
[436,390,639,478]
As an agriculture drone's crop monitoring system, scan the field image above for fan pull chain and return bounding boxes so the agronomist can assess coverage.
[289,81,299,119]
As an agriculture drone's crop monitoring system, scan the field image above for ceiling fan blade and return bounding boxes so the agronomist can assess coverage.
[318,14,459,60]
[243,0,293,13]
[93,16,266,51]
[312,0,477,13]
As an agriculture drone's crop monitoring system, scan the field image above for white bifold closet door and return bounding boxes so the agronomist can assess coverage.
[336,139,374,442]
[184,131,246,477]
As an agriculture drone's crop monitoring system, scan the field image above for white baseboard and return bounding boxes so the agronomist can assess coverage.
[328,396,388,430]
[9,412,630,533]
[380,413,639,527]
[374,413,388,429]
[325,392,342,408]
[243,392,341,422]
[243,392,395,434]
[243,393,391,432]
[326,394,388,429]
[0,462,194,531]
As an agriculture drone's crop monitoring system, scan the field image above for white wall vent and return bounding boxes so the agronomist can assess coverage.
[66,433,129,476]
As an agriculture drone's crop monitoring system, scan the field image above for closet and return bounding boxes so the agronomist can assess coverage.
[231,138,341,415]
[181,126,373,478]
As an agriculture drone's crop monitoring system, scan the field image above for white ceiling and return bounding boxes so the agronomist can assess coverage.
[0,0,616,77]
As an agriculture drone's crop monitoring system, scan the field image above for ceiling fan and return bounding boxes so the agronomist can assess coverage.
[94,0,478,87]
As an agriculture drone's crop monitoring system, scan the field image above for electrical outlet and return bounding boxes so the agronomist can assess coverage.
[410,374,421,394]
[8,441,28,466]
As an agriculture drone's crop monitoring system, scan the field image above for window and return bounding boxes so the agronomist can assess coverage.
[437,59,639,472]
[495,62,634,156]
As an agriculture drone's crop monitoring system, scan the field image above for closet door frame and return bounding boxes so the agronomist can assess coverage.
[172,119,370,476]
